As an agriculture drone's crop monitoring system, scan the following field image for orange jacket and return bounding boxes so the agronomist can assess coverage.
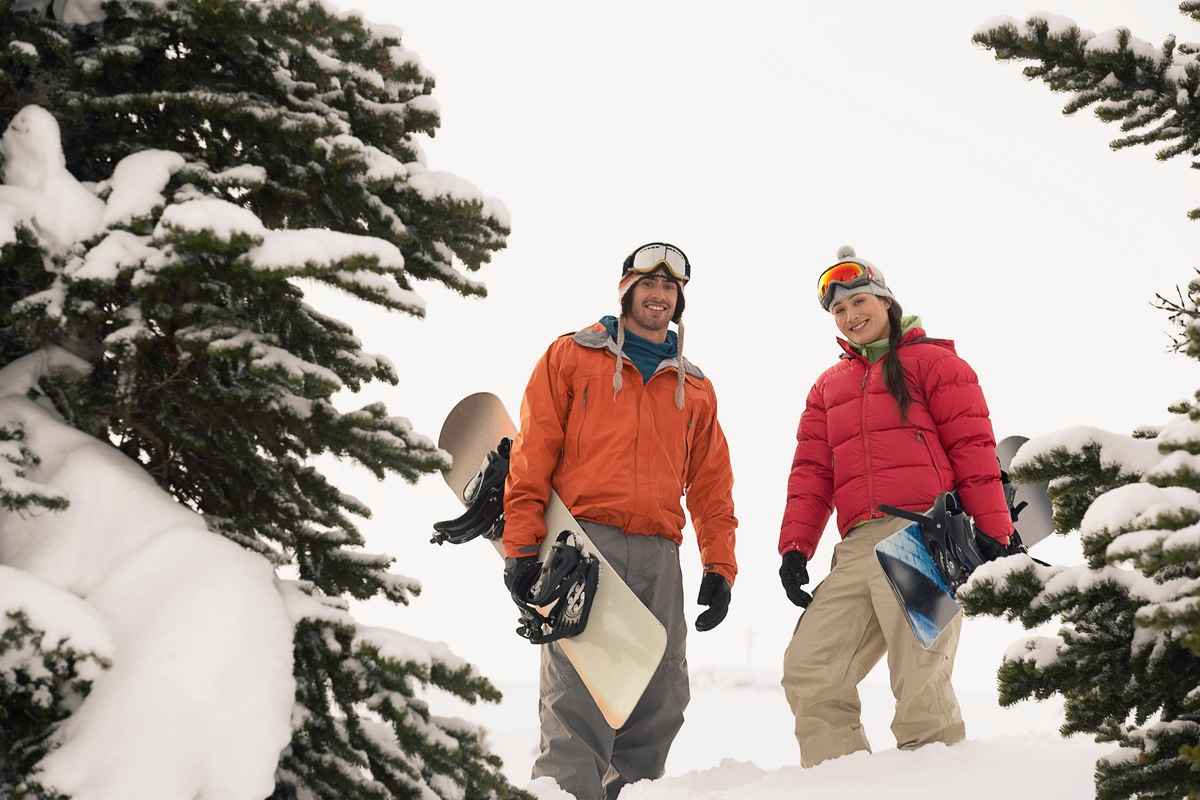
[503,322,738,585]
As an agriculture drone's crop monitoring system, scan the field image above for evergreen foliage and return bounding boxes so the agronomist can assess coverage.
[962,7,1200,797]
[972,7,1200,216]
[0,609,99,800]
[0,0,523,797]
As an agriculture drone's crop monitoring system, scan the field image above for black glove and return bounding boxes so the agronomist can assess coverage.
[975,530,1015,562]
[779,551,812,608]
[503,556,540,598]
[977,529,1051,566]
[695,572,731,632]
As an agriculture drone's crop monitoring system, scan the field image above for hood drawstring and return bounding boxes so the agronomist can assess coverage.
[612,316,626,397]
[674,320,686,410]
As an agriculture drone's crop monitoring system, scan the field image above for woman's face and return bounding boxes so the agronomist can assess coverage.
[831,293,892,345]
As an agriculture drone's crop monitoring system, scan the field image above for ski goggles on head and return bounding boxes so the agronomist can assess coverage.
[816,261,879,310]
[625,243,690,283]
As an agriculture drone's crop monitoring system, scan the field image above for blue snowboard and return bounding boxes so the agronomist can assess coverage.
[875,521,960,648]
[875,435,1051,649]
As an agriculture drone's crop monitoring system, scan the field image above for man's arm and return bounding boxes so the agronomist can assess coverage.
[502,339,572,558]
[685,388,738,586]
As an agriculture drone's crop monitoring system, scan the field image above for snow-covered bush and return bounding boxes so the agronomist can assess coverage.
[0,354,298,800]
[962,8,1200,798]
[0,565,111,800]
[1,0,522,798]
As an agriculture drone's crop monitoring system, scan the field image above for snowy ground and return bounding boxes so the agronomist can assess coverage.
[430,667,1106,799]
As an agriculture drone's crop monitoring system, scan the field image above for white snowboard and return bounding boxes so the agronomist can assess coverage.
[438,392,667,729]
[996,435,1054,548]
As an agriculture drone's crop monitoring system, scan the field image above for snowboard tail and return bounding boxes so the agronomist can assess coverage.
[437,392,668,729]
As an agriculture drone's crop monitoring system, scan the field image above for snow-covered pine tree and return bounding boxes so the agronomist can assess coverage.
[960,9,1200,800]
[1,1,524,798]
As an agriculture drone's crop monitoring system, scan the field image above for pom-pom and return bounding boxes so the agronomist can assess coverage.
[836,245,856,259]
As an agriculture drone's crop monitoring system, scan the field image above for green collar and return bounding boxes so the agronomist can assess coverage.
[852,315,922,363]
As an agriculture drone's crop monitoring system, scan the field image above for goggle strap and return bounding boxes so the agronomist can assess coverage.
[817,261,876,304]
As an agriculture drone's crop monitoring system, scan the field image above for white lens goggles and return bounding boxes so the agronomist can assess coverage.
[626,243,690,283]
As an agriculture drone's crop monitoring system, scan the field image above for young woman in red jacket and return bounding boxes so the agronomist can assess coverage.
[777,246,1013,768]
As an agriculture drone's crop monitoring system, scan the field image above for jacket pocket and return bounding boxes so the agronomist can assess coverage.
[575,383,589,459]
[915,430,943,478]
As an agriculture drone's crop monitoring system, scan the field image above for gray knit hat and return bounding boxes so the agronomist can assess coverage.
[820,245,895,310]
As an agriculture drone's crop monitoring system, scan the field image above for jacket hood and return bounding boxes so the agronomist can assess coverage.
[575,318,706,380]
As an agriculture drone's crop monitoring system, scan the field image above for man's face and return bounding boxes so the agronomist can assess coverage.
[627,272,679,333]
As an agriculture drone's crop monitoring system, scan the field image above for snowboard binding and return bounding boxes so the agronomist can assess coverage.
[880,493,986,595]
[432,437,511,545]
[999,468,1051,566]
[1000,468,1029,523]
[509,530,600,645]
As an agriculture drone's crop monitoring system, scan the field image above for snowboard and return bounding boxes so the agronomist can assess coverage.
[874,435,1053,649]
[996,435,1053,548]
[437,392,668,729]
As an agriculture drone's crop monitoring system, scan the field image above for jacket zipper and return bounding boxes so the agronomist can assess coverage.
[860,361,875,521]
[680,414,694,493]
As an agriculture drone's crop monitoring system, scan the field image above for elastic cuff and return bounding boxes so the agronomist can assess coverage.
[779,543,811,559]
[704,563,737,587]
[503,540,542,558]
[977,529,1011,546]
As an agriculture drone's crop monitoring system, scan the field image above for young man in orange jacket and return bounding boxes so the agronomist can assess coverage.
[502,242,738,800]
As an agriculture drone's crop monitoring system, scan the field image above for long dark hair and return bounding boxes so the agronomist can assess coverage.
[882,300,913,421]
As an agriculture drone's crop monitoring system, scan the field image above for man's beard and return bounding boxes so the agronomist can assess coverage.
[629,304,671,332]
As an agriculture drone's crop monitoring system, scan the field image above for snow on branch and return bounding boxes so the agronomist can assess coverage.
[100,149,187,228]
[0,419,68,513]
[1003,635,1065,669]
[65,230,156,283]
[154,196,267,242]
[406,162,512,229]
[1013,426,1162,477]
[177,325,345,393]
[1079,483,1200,545]
[355,626,468,675]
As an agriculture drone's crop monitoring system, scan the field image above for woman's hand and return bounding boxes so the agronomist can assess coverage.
[779,551,813,607]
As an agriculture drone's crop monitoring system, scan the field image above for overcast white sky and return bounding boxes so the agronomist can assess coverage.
[311,1,1200,685]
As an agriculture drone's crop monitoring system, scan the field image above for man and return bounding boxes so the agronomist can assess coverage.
[502,242,738,800]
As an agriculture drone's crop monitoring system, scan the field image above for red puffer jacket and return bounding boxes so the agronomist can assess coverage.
[779,327,1012,559]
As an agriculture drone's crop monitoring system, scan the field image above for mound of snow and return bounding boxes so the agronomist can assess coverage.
[0,351,295,800]
[613,734,1105,799]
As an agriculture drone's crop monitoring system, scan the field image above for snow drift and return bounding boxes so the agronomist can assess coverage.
[0,350,295,800]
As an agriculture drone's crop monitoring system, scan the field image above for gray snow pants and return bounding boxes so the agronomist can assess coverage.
[530,520,689,800]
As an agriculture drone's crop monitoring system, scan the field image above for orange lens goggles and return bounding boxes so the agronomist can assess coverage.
[816,261,871,307]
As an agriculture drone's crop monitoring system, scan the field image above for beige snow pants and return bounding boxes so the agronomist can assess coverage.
[781,516,965,767]
[531,520,689,800]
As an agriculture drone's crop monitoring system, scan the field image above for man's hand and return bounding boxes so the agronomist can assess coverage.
[503,556,541,598]
[779,551,812,608]
[695,572,731,631]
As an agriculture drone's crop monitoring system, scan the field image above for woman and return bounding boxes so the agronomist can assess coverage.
[777,246,1012,768]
